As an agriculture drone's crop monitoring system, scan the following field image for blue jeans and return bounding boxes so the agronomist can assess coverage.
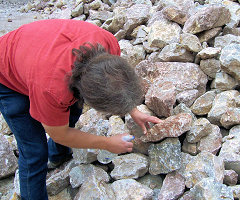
[0,83,82,200]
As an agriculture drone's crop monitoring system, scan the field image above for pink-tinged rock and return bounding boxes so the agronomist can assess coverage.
[183,5,231,34]
[224,169,238,186]
[140,113,192,142]
[158,171,185,200]
[197,124,222,155]
[145,81,176,117]
[135,60,208,99]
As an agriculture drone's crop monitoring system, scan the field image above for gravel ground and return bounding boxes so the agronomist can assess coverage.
[0,0,41,36]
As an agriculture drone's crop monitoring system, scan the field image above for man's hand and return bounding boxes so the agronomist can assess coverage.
[130,107,163,134]
[106,133,134,154]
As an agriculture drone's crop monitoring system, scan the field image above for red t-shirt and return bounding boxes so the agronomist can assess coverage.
[0,19,121,126]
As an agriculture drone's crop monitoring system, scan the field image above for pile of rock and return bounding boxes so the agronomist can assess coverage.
[1,0,240,199]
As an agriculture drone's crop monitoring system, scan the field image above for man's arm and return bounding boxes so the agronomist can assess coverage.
[42,123,133,154]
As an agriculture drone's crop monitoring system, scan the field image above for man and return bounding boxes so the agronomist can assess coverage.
[0,19,161,199]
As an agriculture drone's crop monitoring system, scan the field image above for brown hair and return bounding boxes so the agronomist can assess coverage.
[68,43,143,115]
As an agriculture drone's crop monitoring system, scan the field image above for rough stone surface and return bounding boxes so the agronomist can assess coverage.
[197,124,222,155]
[111,153,149,180]
[173,103,197,122]
[158,171,185,200]
[69,164,110,188]
[137,174,163,190]
[162,6,187,25]
[0,134,18,179]
[111,179,153,200]
[186,118,212,143]
[158,43,195,62]
[197,47,221,60]
[74,177,116,200]
[214,34,240,49]
[224,170,238,186]
[220,43,240,81]
[183,151,225,188]
[176,89,199,107]
[179,33,202,52]
[211,72,239,91]
[191,90,218,116]
[199,59,221,79]
[207,90,239,126]
[145,81,176,118]
[220,108,240,129]
[148,19,181,48]
[136,61,208,98]
[183,5,231,34]
[198,27,222,43]
[141,113,192,142]
[148,138,182,175]
[188,177,234,200]
[182,138,198,156]
[219,133,240,181]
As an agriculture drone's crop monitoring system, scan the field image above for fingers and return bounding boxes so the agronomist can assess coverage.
[127,147,133,152]
[147,116,163,124]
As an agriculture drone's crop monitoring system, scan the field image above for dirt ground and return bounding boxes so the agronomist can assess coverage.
[0,0,42,36]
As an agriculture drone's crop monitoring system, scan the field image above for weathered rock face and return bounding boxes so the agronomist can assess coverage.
[183,4,231,34]
[141,113,192,142]
[0,134,18,179]
[158,171,185,200]
[110,153,149,180]
[148,138,182,175]
[111,179,153,200]
[220,43,240,81]
[183,151,225,188]
[136,61,208,98]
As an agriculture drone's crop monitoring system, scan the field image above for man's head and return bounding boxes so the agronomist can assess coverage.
[68,43,143,116]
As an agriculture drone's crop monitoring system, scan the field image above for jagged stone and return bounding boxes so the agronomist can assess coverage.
[71,2,84,18]
[111,153,149,180]
[186,118,212,143]
[220,108,240,129]
[119,39,145,67]
[188,177,234,200]
[0,134,18,179]
[137,174,163,190]
[191,90,218,116]
[0,113,11,135]
[198,27,222,43]
[158,43,195,62]
[69,164,110,188]
[224,170,238,186]
[72,148,98,164]
[158,171,185,200]
[74,177,116,200]
[88,10,113,22]
[158,0,195,14]
[148,138,182,175]
[200,59,221,79]
[145,81,176,118]
[184,151,225,188]
[140,113,192,142]
[89,0,102,10]
[220,43,240,81]
[176,90,199,107]
[211,72,238,91]
[197,47,221,60]
[148,19,181,48]
[207,90,239,126]
[136,61,208,98]
[111,179,153,200]
[179,33,202,52]
[223,26,240,36]
[107,115,129,136]
[214,34,240,49]
[173,103,197,122]
[197,124,222,155]
[219,133,240,181]
[162,6,187,25]
[183,4,231,34]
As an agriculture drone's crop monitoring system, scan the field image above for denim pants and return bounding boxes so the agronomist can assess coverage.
[0,83,82,200]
